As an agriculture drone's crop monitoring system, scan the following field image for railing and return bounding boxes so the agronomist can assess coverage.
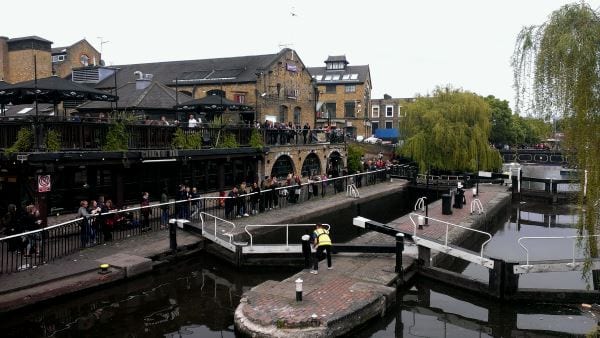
[408,213,493,267]
[243,223,330,253]
[0,119,345,151]
[470,199,484,215]
[517,235,600,268]
[199,212,237,252]
[0,169,389,273]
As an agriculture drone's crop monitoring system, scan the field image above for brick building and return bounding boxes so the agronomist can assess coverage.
[52,39,101,78]
[0,36,99,83]
[307,55,372,139]
[370,94,414,142]
[0,36,53,83]
[86,48,317,126]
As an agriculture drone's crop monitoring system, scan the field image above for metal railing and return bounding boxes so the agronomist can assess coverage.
[199,212,237,252]
[408,213,493,261]
[517,235,600,267]
[243,223,330,253]
[470,199,484,215]
[0,120,345,151]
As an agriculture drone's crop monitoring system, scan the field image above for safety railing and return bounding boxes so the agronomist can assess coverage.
[199,212,237,252]
[408,213,493,266]
[243,223,330,253]
[470,199,484,215]
[414,197,426,212]
[517,235,600,268]
[346,184,359,198]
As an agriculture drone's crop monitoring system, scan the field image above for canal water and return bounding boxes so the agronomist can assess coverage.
[2,166,597,337]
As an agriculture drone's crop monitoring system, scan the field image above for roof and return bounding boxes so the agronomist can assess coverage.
[1,103,54,117]
[95,49,291,89]
[325,55,348,63]
[78,80,192,111]
[7,36,53,44]
[52,39,99,55]
[307,65,370,84]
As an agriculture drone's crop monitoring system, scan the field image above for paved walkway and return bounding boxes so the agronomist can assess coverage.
[0,229,203,313]
[235,184,512,337]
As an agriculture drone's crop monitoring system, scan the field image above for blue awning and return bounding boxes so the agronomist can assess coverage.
[374,128,399,139]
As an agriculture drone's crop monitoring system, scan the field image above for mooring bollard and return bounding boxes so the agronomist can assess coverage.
[301,234,311,269]
[395,233,404,276]
[99,263,110,274]
[295,278,303,301]
[418,215,425,230]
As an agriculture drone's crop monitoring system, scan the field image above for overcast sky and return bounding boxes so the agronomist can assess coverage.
[4,0,600,110]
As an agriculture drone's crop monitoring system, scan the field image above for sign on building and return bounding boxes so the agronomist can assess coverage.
[38,175,51,192]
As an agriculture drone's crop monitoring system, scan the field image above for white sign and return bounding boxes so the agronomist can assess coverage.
[478,171,492,178]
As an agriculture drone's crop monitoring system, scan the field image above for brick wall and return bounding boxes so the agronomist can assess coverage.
[6,49,52,83]
[0,37,8,81]
[54,40,101,78]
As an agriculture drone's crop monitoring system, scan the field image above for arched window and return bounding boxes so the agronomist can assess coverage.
[293,106,301,126]
[301,153,321,177]
[80,54,89,66]
[271,155,294,179]
[278,105,288,123]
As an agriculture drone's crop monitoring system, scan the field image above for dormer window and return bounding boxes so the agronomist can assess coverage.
[326,62,346,70]
[52,54,66,63]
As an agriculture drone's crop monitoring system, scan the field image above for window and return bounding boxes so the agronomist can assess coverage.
[279,105,288,123]
[315,75,323,81]
[233,93,246,104]
[350,74,358,80]
[345,85,356,93]
[293,107,301,125]
[386,105,394,117]
[80,54,89,66]
[371,122,379,131]
[326,62,346,70]
[385,121,393,129]
[324,75,333,81]
[331,74,340,81]
[344,101,356,118]
[325,85,336,93]
[372,106,379,118]
[342,74,350,80]
[323,102,336,118]
[52,55,65,63]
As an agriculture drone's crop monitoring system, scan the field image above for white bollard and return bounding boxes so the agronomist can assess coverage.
[295,278,303,301]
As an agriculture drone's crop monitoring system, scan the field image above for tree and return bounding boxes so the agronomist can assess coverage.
[486,95,515,147]
[346,144,364,174]
[512,2,600,266]
[398,86,502,173]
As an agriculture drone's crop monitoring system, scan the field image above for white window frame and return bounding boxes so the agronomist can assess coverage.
[385,120,394,129]
[345,84,356,93]
[385,105,394,117]
[372,106,380,118]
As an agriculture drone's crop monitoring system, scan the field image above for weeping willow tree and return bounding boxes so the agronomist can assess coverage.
[512,3,600,271]
[399,86,502,173]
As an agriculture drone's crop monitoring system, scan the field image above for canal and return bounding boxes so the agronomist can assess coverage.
[1,166,597,337]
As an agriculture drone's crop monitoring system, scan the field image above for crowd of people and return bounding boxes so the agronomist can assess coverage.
[0,203,43,256]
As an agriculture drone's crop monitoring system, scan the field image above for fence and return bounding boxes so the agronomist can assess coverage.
[0,169,390,274]
[0,119,344,151]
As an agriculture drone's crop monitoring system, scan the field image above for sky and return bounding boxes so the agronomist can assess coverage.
[3,0,600,111]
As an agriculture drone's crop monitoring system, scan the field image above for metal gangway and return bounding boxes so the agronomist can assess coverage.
[514,235,600,274]
[199,211,328,255]
[408,213,495,269]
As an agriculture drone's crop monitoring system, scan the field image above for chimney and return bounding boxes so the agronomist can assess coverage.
[0,36,8,81]
[135,71,152,90]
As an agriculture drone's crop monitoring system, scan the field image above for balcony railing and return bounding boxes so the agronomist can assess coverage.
[0,119,345,152]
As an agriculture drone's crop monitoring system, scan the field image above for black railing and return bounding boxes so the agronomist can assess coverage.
[0,169,388,274]
[0,119,344,151]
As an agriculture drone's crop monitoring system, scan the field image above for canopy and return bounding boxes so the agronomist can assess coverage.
[175,94,253,112]
[0,75,118,105]
[374,128,399,139]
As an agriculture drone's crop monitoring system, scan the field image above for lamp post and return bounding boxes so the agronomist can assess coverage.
[475,149,480,197]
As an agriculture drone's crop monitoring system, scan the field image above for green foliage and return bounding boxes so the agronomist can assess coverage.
[171,128,201,149]
[219,133,239,148]
[5,127,32,155]
[45,129,61,152]
[102,121,129,151]
[397,86,502,173]
[512,2,600,268]
[249,129,264,149]
[346,144,364,174]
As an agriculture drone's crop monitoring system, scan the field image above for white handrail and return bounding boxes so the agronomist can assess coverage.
[517,235,600,266]
[414,197,426,212]
[470,199,484,215]
[408,213,492,259]
[346,184,359,198]
[244,223,331,248]
[199,212,236,243]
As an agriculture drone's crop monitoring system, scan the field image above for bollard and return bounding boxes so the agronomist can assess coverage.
[418,215,424,230]
[395,233,404,276]
[168,218,177,252]
[472,187,477,197]
[295,278,303,301]
[301,234,311,269]
[99,263,110,274]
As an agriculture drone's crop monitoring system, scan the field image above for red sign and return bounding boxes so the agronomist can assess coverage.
[38,175,51,192]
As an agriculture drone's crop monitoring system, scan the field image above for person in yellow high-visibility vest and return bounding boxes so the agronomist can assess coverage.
[310,223,332,274]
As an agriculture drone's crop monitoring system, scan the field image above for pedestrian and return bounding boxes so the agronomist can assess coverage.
[141,192,151,231]
[77,200,93,247]
[310,223,333,274]
[188,114,198,128]
[160,188,169,229]
[190,187,201,218]
[250,181,260,214]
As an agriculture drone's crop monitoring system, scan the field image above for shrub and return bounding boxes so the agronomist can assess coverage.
[6,127,33,155]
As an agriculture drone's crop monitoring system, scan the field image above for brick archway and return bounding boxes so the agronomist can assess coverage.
[270,154,296,179]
